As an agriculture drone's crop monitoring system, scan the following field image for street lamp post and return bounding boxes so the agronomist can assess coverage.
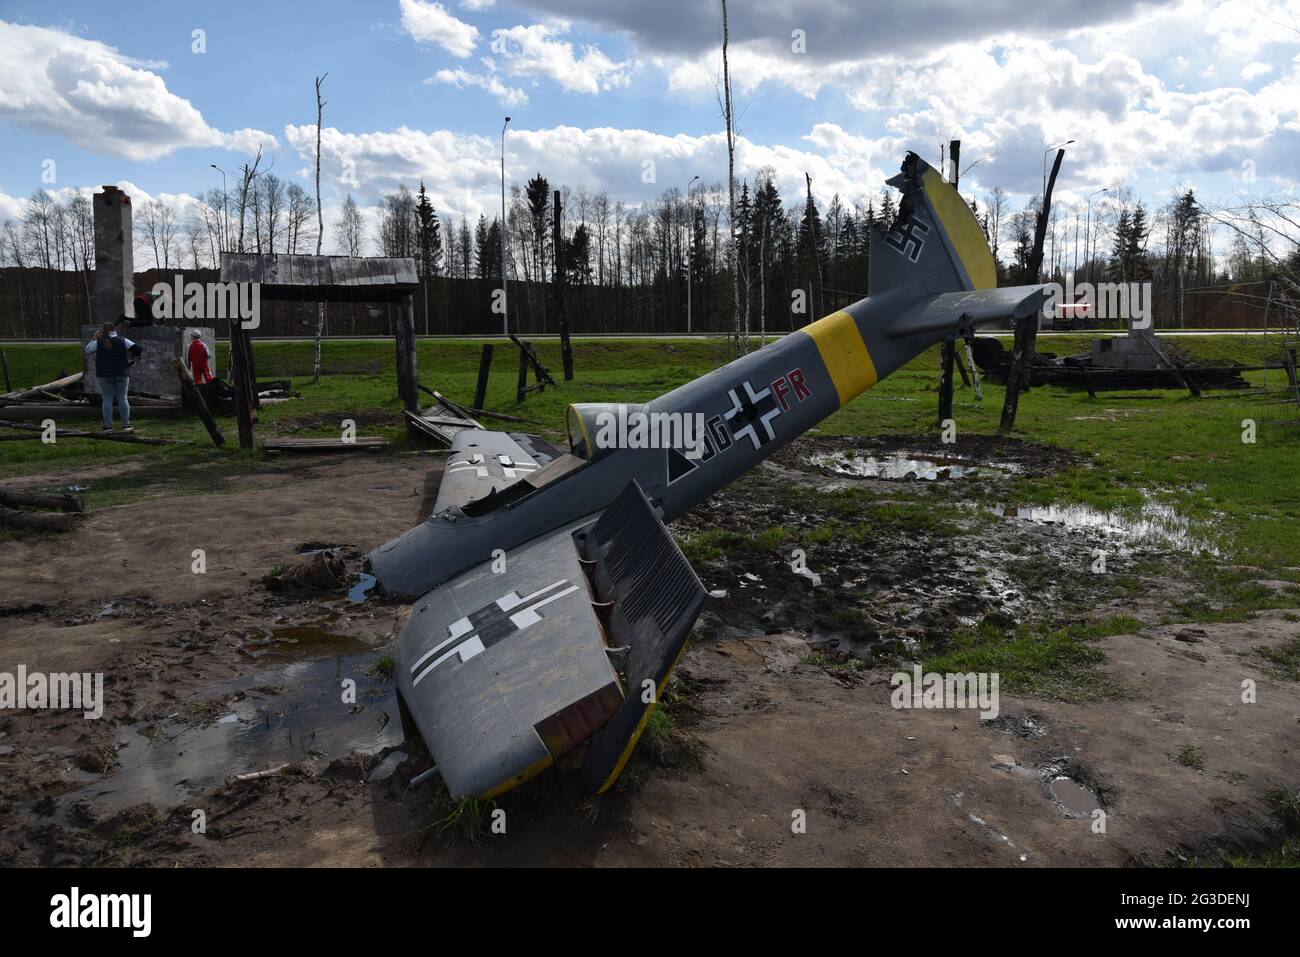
[500,116,511,336]
[1085,187,1109,284]
[1042,140,1075,198]
[210,164,229,254]
[685,174,699,334]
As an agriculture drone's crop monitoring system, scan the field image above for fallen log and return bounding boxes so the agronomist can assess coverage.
[0,507,76,533]
[0,488,84,512]
[0,419,192,446]
[2,371,82,402]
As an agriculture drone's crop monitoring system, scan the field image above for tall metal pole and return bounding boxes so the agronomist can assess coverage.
[1042,140,1074,198]
[210,164,228,253]
[500,116,510,336]
[686,174,699,334]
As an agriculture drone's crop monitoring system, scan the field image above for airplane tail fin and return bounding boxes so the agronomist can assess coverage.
[868,152,998,299]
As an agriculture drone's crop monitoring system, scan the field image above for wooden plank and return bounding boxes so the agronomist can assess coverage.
[332,258,362,286]
[393,259,419,285]
[262,436,387,453]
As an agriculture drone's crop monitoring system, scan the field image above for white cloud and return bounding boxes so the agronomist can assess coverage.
[429,67,528,106]
[283,121,891,224]
[399,0,479,58]
[487,22,636,94]
[1242,61,1275,80]
[0,21,276,159]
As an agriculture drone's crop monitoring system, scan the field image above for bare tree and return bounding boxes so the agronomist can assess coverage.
[720,0,742,355]
[313,73,327,383]
[336,194,364,256]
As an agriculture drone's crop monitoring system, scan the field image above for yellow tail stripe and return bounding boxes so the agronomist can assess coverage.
[799,310,878,407]
[921,167,997,290]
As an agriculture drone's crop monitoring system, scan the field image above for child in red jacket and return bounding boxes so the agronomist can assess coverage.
[187,330,213,384]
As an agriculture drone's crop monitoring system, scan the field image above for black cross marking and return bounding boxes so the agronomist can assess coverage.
[724,380,781,450]
[884,216,930,263]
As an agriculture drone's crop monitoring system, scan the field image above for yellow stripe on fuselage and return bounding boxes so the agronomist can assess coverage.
[921,167,997,290]
[799,309,878,407]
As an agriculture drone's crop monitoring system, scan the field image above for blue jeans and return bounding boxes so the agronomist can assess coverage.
[98,377,130,429]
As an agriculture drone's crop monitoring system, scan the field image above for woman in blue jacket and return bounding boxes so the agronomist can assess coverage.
[84,322,141,432]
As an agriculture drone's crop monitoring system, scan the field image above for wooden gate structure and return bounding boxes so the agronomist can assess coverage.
[218,253,420,447]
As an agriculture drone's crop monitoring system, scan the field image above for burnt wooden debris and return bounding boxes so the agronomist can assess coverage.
[406,387,484,447]
[219,253,421,445]
[262,436,388,454]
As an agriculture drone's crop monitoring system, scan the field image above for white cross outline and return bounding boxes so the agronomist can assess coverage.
[496,453,538,480]
[447,452,488,478]
[408,579,579,686]
[724,380,781,451]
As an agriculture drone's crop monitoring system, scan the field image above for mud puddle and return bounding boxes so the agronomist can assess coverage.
[810,450,1018,481]
[984,497,1220,554]
[61,625,399,816]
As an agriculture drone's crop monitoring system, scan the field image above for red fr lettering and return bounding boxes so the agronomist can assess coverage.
[789,368,811,401]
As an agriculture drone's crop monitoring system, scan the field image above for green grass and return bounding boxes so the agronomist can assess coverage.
[1172,744,1207,771]
[1256,637,1300,681]
[4,333,1300,573]
[922,619,1114,702]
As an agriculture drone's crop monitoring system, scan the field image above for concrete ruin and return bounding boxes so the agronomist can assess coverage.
[93,186,134,327]
[80,324,217,398]
[84,185,215,398]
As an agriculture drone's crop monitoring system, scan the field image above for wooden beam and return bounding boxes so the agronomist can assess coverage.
[473,343,493,410]
[0,419,192,445]
[0,507,76,533]
[172,359,225,447]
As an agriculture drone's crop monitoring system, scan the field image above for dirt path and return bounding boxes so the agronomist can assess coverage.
[0,442,1296,867]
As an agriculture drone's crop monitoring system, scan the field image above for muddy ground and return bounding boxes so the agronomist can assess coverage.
[0,436,1297,866]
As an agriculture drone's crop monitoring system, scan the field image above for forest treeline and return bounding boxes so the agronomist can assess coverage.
[1,162,1295,339]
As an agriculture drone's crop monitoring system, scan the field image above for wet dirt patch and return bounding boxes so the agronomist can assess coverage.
[809,450,1016,481]
[984,497,1221,555]
[781,433,1082,479]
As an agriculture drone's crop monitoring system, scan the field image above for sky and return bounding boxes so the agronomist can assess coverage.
[0,0,1297,254]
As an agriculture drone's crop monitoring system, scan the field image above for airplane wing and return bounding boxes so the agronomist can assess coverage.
[431,429,562,514]
[396,480,706,799]
[885,284,1049,339]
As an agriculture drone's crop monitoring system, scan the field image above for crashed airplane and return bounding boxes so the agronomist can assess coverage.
[367,153,1048,800]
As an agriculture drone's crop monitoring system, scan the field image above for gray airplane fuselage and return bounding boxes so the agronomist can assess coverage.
[368,286,951,599]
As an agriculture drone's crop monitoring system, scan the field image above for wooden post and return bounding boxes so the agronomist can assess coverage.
[0,349,10,393]
[938,342,955,425]
[229,321,254,449]
[473,343,493,410]
[1001,147,1065,433]
[172,358,225,447]
[554,189,574,381]
[516,345,529,404]
[937,139,961,425]
[395,294,419,414]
